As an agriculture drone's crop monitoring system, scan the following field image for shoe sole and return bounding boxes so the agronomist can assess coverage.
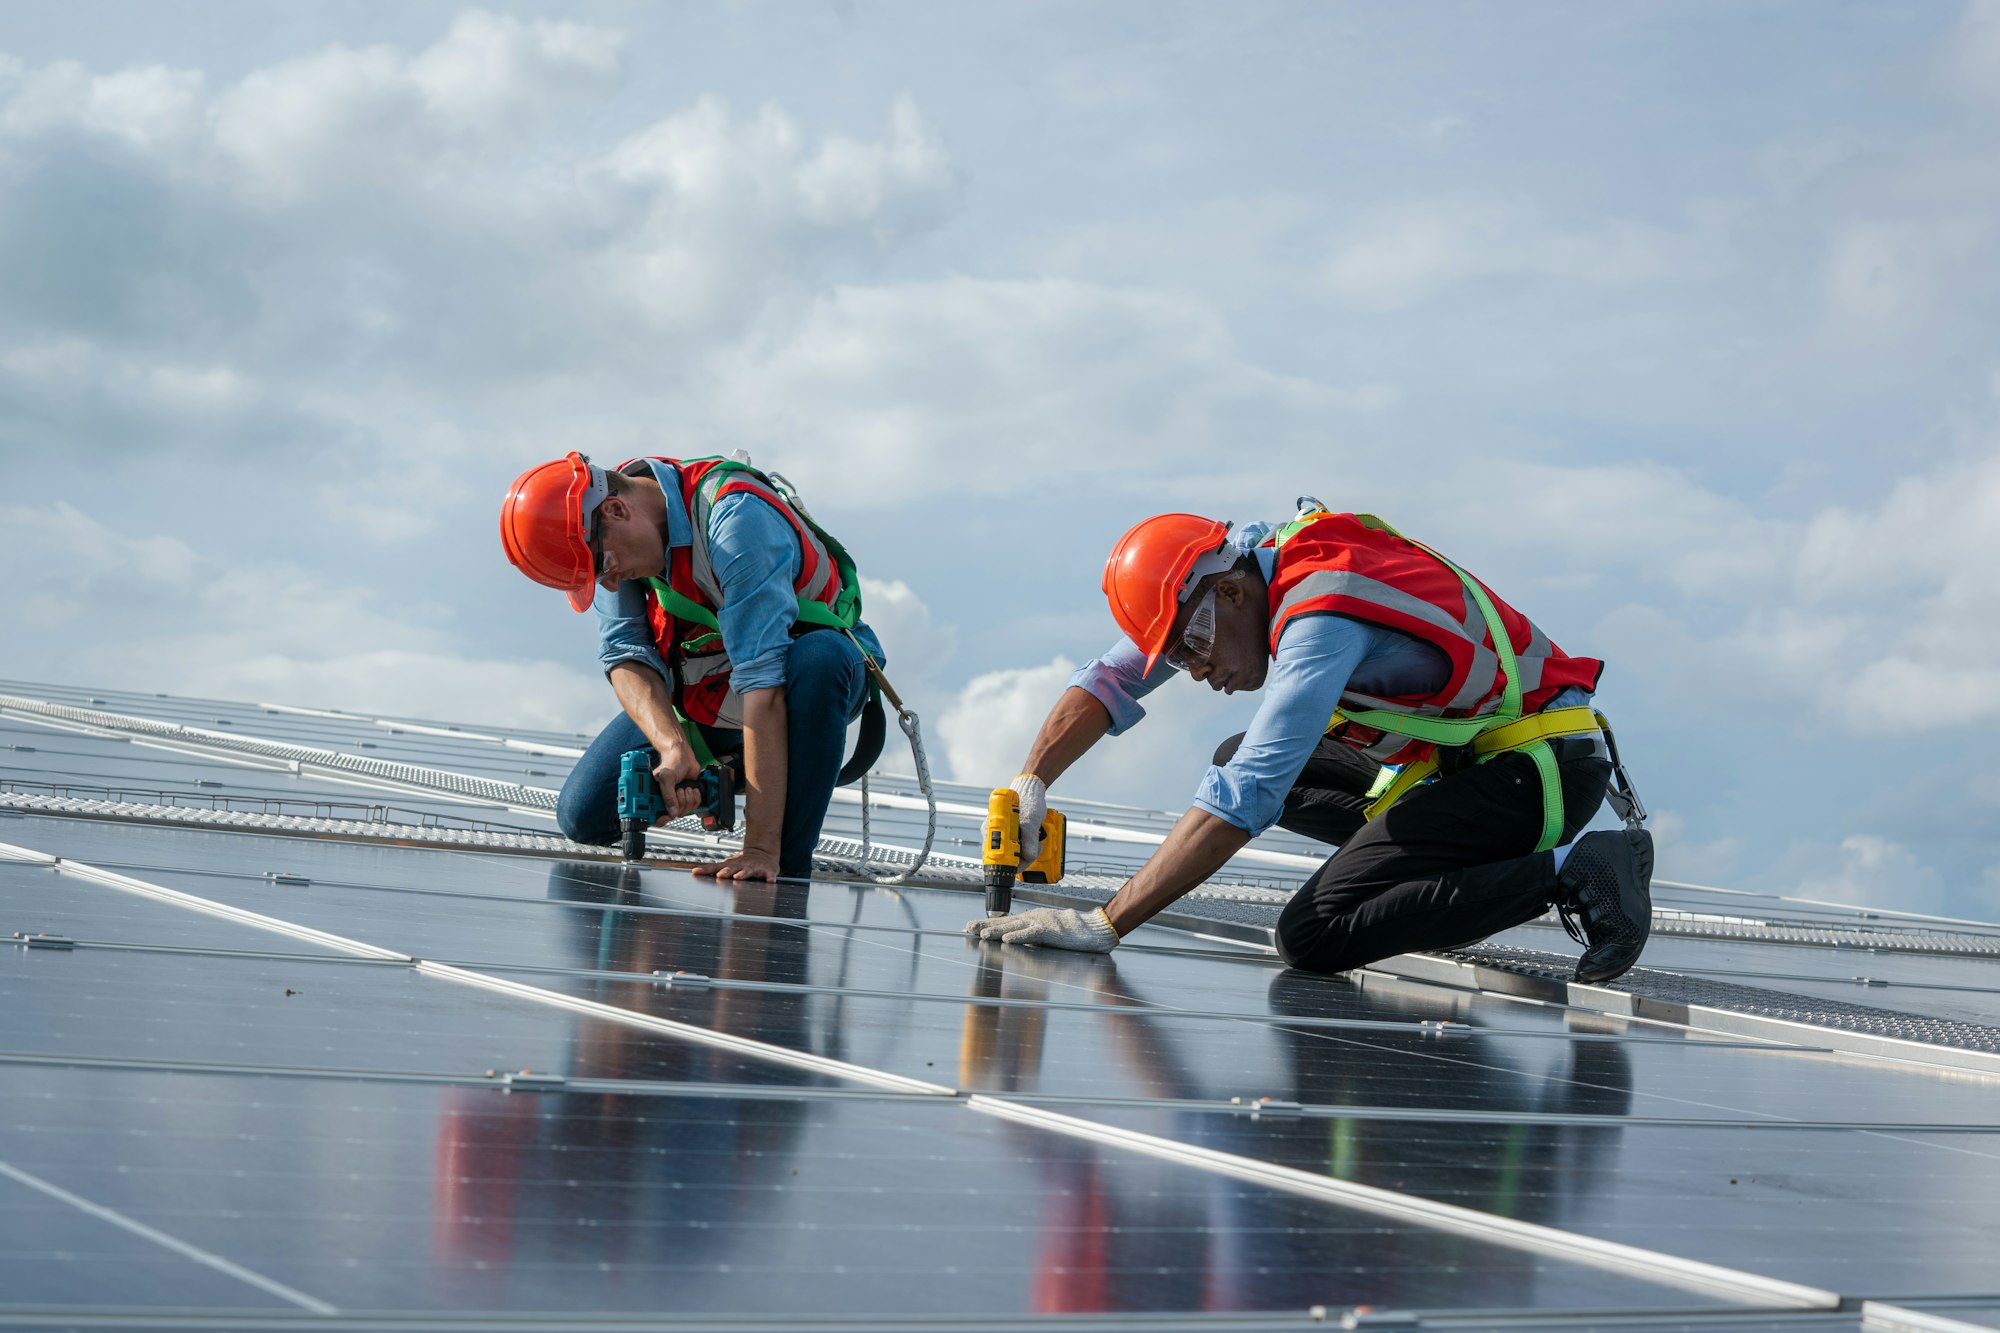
[1573,828,1654,985]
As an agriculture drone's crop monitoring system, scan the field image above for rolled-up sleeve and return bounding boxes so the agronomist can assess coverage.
[1193,614,1371,835]
[708,491,805,693]
[1068,636,1176,735]
[596,577,672,683]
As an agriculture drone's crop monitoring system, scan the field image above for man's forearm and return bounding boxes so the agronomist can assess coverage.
[1022,686,1114,785]
[1101,807,1250,937]
[739,687,788,858]
[609,662,684,753]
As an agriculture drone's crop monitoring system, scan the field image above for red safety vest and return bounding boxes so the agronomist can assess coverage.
[623,456,848,728]
[1266,512,1603,766]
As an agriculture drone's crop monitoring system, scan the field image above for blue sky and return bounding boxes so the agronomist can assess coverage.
[3,1,1998,918]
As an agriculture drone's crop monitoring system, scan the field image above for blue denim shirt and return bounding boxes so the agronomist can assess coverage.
[593,459,883,698]
[1068,522,1589,835]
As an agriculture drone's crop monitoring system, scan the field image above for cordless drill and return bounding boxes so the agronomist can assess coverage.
[616,748,738,861]
[980,788,1067,916]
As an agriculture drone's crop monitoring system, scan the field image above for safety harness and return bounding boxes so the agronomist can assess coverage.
[1275,507,1646,850]
[638,458,937,881]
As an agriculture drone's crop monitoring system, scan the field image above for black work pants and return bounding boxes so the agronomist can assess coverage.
[1216,732,1610,975]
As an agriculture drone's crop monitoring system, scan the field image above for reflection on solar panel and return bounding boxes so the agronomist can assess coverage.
[4,676,1998,1332]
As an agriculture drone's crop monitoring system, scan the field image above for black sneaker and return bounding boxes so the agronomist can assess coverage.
[1555,828,1654,984]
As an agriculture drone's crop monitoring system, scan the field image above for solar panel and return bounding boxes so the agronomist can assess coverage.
[3,677,1997,1331]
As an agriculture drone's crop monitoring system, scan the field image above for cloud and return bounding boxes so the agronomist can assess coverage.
[1777,832,1951,917]
[0,498,599,732]
[709,276,1384,508]
[210,10,623,203]
[935,653,1261,808]
[0,17,961,541]
[857,576,957,689]
[1942,0,2000,107]
[1645,809,1745,889]
[1825,217,1991,329]
[1319,198,1679,311]
[0,61,205,150]
[582,94,957,338]
[937,657,1076,786]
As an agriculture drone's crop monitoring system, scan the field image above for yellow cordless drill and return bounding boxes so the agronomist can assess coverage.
[981,787,1066,917]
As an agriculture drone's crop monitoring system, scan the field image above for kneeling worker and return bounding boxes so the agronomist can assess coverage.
[968,502,1653,982]
[500,452,885,882]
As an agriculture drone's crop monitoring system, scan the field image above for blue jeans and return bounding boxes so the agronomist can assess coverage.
[556,630,872,878]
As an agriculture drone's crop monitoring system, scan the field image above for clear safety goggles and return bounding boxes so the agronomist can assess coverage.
[585,508,614,578]
[1164,585,1218,671]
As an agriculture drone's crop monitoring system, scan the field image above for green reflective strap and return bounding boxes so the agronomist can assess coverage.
[1335,707,1504,747]
[1337,540,1523,742]
[683,460,866,632]
[1331,532,1565,849]
[645,577,719,630]
[1272,516,1315,547]
[1437,548,1523,718]
[1523,738,1563,852]
[676,709,716,768]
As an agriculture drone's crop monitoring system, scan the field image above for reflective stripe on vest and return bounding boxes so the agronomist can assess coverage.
[1266,512,1603,767]
[622,456,854,728]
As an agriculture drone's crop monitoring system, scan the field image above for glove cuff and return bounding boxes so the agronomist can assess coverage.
[1094,907,1121,944]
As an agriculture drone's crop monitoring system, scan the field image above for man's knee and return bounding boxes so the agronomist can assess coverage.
[786,631,861,697]
[1275,890,1332,971]
[1275,885,1375,975]
[1275,929,1358,976]
[1278,930,1368,976]
[1213,731,1246,767]
[556,775,616,846]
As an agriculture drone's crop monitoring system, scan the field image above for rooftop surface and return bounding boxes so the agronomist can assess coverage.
[3,678,1998,1332]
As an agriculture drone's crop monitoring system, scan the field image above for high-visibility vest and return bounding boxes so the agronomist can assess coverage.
[622,456,861,731]
[1266,511,1603,768]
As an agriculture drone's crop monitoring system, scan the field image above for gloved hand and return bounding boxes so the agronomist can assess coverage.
[966,906,1119,952]
[1010,773,1047,864]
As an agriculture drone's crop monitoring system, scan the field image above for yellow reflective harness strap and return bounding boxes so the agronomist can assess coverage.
[1353,711,1605,850]
[1361,757,1435,821]
[1469,706,1604,755]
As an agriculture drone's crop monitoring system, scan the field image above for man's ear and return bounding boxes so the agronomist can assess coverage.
[1215,569,1250,606]
[598,496,628,524]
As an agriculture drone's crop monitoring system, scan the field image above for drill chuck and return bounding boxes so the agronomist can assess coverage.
[983,867,1015,918]
[616,747,739,863]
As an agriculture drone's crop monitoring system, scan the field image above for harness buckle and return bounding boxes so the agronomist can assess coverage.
[1595,710,1648,831]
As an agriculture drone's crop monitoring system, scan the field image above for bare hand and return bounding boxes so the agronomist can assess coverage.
[696,846,780,882]
[652,743,703,820]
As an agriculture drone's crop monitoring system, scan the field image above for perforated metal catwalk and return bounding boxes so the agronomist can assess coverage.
[3,678,1998,1333]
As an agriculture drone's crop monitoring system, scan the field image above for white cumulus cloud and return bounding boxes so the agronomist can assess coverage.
[710,276,1368,508]
[0,498,599,732]
[1320,198,1679,311]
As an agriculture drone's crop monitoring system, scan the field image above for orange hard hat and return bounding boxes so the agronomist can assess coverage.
[1101,512,1233,670]
[499,452,609,612]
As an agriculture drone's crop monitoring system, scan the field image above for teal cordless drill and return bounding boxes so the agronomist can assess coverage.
[617,748,737,861]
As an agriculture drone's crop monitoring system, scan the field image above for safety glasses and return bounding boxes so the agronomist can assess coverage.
[1163,585,1218,671]
[585,509,613,578]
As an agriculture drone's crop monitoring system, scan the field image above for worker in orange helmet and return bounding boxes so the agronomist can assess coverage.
[968,501,1654,984]
[500,451,887,882]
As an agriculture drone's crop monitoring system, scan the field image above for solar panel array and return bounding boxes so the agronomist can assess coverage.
[3,676,1998,1332]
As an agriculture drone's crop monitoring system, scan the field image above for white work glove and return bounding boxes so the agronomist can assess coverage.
[1010,773,1047,865]
[966,906,1119,953]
